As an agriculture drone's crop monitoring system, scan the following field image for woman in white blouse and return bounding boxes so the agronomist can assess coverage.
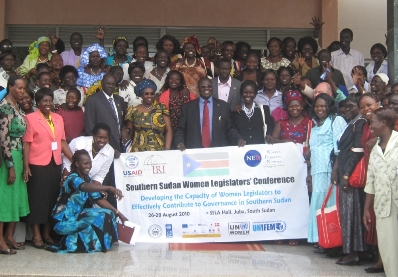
[62,123,114,185]
[364,107,398,277]
[366,44,388,82]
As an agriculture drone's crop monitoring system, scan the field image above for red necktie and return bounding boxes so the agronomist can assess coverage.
[202,100,211,148]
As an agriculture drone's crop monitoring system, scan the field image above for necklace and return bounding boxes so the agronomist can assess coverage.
[242,104,255,119]
[316,118,326,127]
[154,67,167,79]
[289,116,304,127]
[185,58,196,67]
[92,143,99,155]
[142,104,152,110]
[90,67,101,76]
[37,57,48,63]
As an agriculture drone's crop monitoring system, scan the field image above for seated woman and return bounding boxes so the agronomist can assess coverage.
[119,62,145,109]
[76,43,107,90]
[105,37,131,67]
[50,149,127,253]
[172,36,209,97]
[292,37,319,76]
[231,80,274,145]
[56,88,85,143]
[155,35,182,66]
[260,37,291,71]
[268,90,309,145]
[17,37,52,78]
[125,80,172,152]
[62,123,114,185]
[236,51,263,86]
[144,50,170,94]
[159,70,196,131]
[53,65,84,109]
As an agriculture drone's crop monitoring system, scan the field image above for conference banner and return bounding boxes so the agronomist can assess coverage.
[114,143,309,243]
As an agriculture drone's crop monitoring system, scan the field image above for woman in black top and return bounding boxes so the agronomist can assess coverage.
[231,80,274,144]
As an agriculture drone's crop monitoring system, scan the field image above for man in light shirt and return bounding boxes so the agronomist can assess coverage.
[211,57,241,110]
[331,28,364,88]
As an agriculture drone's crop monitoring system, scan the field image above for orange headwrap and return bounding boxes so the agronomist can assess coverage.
[182,35,201,55]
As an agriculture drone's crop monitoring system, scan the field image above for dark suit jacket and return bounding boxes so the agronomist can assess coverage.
[84,91,124,151]
[337,116,366,180]
[211,77,242,111]
[173,97,243,149]
[305,66,346,89]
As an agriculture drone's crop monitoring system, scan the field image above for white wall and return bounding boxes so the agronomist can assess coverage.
[338,0,387,61]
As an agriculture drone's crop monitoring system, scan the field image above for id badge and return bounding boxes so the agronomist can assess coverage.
[51,141,58,150]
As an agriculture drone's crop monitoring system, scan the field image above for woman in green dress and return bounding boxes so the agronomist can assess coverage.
[125,79,173,152]
[0,75,30,255]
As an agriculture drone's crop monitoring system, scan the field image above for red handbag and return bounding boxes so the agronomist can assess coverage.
[316,183,342,248]
[349,157,366,188]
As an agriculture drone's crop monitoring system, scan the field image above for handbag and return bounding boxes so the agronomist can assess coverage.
[349,151,366,188]
[259,105,268,142]
[316,183,342,248]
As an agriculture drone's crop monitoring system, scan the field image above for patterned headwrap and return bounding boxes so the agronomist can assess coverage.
[207,37,219,46]
[375,73,389,84]
[182,35,201,55]
[112,36,129,48]
[27,36,51,61]
[134,79,157,97]
[80,43,107,67]
[284,90,303,104]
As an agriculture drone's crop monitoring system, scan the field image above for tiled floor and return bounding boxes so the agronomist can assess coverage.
[0,242,385,276]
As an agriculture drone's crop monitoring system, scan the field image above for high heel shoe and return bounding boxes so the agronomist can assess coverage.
[336,257,361,266]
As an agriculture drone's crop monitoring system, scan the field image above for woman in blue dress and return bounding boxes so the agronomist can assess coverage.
[307,93,346,248]
[76,43,107,90]
[50,149,128,253]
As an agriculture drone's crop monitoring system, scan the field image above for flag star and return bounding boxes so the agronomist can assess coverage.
[186,162,191,168]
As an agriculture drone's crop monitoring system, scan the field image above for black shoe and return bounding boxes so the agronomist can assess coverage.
[365,267,384,273]
[336,257,361,266]
[326,247,343,258]
[313,247,328,254]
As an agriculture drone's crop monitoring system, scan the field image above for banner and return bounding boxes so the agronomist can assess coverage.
[115,143,309,243]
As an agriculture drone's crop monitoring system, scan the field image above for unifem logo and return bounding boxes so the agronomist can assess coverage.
[244,150,262,167]
[126,155,139,169]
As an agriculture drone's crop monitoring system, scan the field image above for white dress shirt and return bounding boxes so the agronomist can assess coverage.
[331,48,365,88]
[119,80,142,107]
[63,136,114,183]
[218,77,232,103]
[366,60,388,82]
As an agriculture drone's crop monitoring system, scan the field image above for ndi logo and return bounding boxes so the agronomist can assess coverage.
[244,150,262,167]
[126,156,139,169]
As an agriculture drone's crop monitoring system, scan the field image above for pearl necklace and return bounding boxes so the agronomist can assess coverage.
[154,67,167,79]
[142,104,152,110]
[90,67,101,76]
[184,58,196,68]
[242,104,255,119]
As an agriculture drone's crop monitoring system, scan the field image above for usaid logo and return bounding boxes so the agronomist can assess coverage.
[126,155,139,169]
[244,150,262,167]
[228,222,250,235]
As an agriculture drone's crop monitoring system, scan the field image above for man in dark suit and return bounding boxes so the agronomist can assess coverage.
[174,77,245,150]
[84,73,124,208]
[212,57,242,111]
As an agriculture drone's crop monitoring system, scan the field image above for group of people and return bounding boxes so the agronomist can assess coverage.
[0,18,397,276]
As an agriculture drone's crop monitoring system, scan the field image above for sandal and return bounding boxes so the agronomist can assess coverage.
[32,239,45,249]
[0,248,17,255]
[289,240,299,246]
[5,239,25,250]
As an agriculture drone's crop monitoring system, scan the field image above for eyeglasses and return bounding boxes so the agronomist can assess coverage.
[345,104,357,110]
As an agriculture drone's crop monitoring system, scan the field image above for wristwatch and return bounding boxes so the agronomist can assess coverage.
[343,175,349,180]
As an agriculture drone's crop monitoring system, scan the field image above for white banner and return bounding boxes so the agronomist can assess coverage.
[114,143,309,243]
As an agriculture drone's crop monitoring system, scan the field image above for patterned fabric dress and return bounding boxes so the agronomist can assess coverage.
[0,99,30,222]
[172,59,207,98]
[51,173,118,253]
[279,116,309,144]
[260,57,291,71]
[308,116,347,243]
[125,100,169,152]
[76,67,106,89]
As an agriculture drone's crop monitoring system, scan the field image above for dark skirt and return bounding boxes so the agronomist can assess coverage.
[338,181,368,254]
[22,157,62,224]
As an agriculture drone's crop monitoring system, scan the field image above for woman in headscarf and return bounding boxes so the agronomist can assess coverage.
[370,73,389,103]
[124,79,172,152]
[105,36,131,67]
[76,43,107,90]
[17,37,52,78]
[172,35,209,97]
